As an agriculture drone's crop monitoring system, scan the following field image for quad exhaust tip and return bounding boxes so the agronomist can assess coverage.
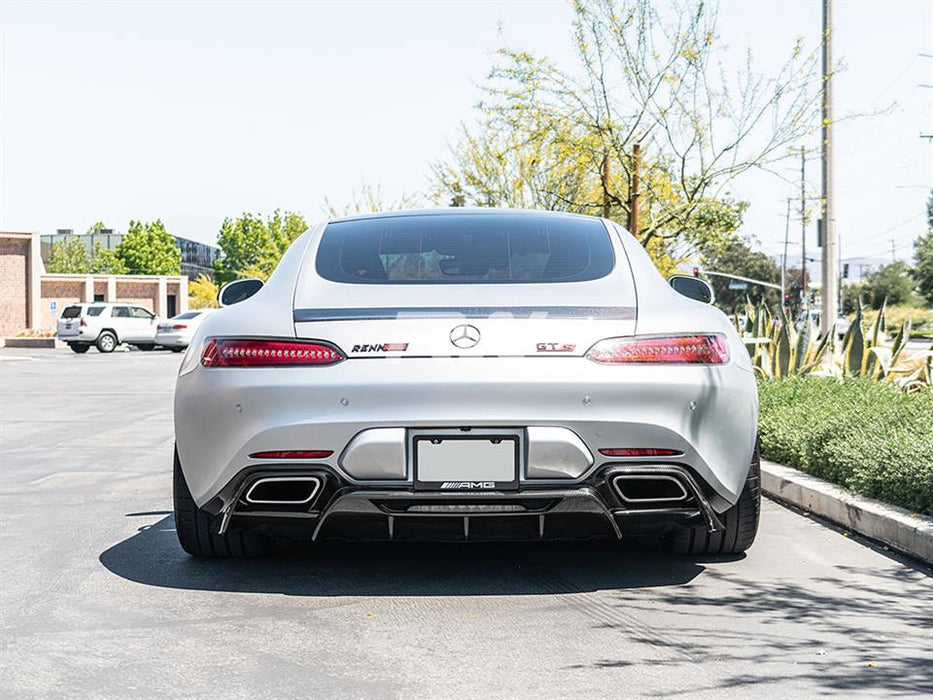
[244,476,321,505]
[612,474,688,504]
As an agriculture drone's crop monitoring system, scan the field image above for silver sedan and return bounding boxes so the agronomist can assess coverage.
[173,210,759,557]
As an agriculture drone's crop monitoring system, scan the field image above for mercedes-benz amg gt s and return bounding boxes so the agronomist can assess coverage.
[173,209,760,557]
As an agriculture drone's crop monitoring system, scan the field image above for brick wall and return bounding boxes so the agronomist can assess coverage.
[39,279,85,330]
[114,281,159,313]
[0,237,29,336]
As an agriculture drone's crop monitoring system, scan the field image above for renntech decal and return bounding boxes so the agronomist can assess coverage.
[536,343,576,353]
[351,343,409,353]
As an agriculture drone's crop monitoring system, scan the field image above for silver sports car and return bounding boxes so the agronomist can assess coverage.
[173,209,759,557]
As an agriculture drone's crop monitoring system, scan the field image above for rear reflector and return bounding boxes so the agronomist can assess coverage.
[250,450,333,459]
[586,334,729,364]
[599,448,682,457]
[201,338,344,367]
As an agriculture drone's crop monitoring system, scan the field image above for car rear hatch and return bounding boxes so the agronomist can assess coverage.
[56,305,84,338]
[292,212,637,357]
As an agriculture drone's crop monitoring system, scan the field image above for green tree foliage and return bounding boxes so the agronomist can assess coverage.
[86,221,108,235]
[116,219,181,275]
[431,0,820,273]
[88,241,127,274]
[188,274,219,309]
[46,238,89,273]
[913,190,933,306]
[214,210,308,283]
[701,238,781,313]
[864,261,917,309]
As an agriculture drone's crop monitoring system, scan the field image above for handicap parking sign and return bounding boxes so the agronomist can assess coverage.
[50,300,57,313]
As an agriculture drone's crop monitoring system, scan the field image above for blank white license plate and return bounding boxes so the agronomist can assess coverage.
[414,436,519,489]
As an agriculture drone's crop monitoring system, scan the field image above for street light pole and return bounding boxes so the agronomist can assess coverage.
[820,0,838,335]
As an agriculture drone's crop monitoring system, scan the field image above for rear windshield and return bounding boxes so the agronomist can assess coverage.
[315,213,614,284]
[173,312,200,320]
[61,306,82,319]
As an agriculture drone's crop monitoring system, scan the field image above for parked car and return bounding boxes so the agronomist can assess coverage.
[56,303,162,353]
[173,209,760,558]
[155,309,216,351]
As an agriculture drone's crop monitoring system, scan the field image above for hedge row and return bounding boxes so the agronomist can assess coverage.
[757,377,933,516]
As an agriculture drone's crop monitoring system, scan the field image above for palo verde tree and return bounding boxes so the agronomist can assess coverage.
[432,0,821,272]
[116,219,181,275]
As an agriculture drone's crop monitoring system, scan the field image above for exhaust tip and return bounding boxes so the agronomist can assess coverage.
[612,474,688,504]
[244,476,321,505]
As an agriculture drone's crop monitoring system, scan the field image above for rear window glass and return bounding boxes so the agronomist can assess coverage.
[87,306,106,317]
[61,306,82,319]
[315,213,614,284]
[173,312,200,320]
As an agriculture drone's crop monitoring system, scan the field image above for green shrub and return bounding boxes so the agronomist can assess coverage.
[757,377,933,515]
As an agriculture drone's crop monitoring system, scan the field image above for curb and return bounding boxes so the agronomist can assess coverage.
[2,338,62,349]
[761,459,933,566]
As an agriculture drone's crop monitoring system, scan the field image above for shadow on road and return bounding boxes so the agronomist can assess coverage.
[99,512,933,696]
[100,515,710,596]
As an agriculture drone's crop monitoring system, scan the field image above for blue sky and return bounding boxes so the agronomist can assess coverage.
[1,0,930,268]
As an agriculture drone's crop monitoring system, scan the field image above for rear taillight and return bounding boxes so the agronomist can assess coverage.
[249,450,333,459]
[80,318,87,327]
[586,334,729,365]
[172,324,187,330]
[599,448,682,457]
[200,338,344,367]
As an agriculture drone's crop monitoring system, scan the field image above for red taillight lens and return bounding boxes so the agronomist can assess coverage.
[200,338,344,367]
[172,323,187,330]
[250,450,333,459]
[586,334,729,364]
[599,448,682,457]
[80,318,87,327]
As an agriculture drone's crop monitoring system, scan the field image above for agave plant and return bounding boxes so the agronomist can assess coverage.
[736,299,930,391]
[736,301,833,379]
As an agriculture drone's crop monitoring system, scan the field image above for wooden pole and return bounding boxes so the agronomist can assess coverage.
[602,152,611,219]
[628,143,641,236]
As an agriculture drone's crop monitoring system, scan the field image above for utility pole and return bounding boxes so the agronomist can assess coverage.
[602,152,611,219]
[781,198,791,305]
[628,143,641,237]
[800,146,808,308]
[820,0,838,335]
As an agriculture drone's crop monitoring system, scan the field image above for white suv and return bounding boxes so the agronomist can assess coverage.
[56,303,163,353]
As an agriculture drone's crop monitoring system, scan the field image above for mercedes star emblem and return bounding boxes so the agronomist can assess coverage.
[449,324,481,349]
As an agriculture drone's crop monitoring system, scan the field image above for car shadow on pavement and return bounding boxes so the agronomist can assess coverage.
[99,514,710,596]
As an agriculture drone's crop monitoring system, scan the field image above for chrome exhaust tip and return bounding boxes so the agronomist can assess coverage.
[612,474,688,504]
[244,476,321,505]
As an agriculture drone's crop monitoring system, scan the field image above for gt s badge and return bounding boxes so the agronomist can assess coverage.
[536,343,576,353]
[351,343,409,353]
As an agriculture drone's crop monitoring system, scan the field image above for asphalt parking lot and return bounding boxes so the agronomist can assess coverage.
[1,347,931,699]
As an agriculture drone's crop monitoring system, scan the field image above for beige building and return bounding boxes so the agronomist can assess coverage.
[1,230,188,336]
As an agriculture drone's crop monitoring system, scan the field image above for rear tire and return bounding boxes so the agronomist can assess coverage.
[69,343,90,354]
[173,447,267,558]
[170,347,184,353]
[666,444,761,555]
[96,331,117,353]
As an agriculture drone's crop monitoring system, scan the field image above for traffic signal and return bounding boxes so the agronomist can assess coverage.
[843,263,849,279]
[692,266,700,277]
[784,294,791,307]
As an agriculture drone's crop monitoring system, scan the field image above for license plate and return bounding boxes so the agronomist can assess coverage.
[413,434,520,491]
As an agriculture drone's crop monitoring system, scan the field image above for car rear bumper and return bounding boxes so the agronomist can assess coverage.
[201,462,725,541]
[155,332,190,347]
[175,357,758,513]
